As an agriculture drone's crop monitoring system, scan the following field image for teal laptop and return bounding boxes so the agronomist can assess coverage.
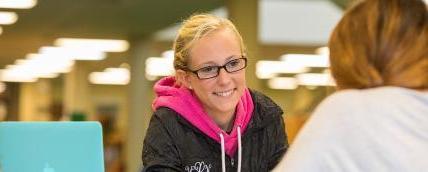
[0,122,105,172]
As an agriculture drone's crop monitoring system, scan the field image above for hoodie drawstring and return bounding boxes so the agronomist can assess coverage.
[219,125,242,172]
[220,133,226,172]
[237,126,242,172]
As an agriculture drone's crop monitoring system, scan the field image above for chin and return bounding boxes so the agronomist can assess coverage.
[216,102,238,113]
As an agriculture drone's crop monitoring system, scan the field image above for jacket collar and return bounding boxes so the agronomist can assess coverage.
[176,89,283,133]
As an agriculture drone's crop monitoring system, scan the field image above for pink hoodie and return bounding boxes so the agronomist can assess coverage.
[152,76,254,157]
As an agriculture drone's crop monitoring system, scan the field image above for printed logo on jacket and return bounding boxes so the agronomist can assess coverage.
[185,161,212,172]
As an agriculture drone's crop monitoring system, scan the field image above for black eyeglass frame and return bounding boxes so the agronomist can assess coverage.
[187,57,248,80]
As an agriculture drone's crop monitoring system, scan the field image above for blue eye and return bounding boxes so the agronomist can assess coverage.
[199,66,217,73]
[227,59,240,67]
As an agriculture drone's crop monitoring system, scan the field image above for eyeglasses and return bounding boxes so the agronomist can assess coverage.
[187,57,247,80]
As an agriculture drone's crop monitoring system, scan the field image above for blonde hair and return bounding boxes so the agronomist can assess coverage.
[173,14,246,71]
[329,0,428,90]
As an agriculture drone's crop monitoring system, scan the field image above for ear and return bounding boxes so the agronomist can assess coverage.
[176,69,192,89]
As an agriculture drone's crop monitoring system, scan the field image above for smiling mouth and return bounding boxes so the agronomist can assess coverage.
[213,88,236,97]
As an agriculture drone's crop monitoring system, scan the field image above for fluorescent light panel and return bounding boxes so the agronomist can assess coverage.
[55,38,129,52]
[0,52,73,82]
[256,60,308,79]
[316,46,329,56]
[268,77,298,90]
[20,54,74,75]
[145,57,174,80]
[14,60,57,78]
[0,69,37,82]
[161,50,174,59]
[27,53,74,73]
[40,46,106,61]
[0,0,37,9]
[296,73,336,86]
[281,54,330,68]
[0,37,129,82]
[89,68,130,85]
[0,12,18,25]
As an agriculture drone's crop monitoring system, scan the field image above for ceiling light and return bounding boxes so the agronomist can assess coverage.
[316,46,329,56]
[14,59,58,78]
[296,73,336,86]
[25,53,74,73]
[256,60,308,79]
[0,0,37,9]
[145,57,174,80]
[162,50,174,59]
[14,54,73,78]
[0,69,37,82]
[280,54,329,68]
[55,38,129,52]
[0,12,18,25]
[268,77,298,90]
[89,68,130,85]
[39,46,106,61]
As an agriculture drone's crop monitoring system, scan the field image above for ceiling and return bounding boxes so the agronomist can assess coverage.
[0,0,223,68]
[0,0,352,70]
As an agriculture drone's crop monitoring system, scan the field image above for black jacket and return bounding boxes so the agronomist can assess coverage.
[142,90,288,172]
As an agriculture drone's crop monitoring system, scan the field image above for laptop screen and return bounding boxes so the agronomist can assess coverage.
[0,122,104,172]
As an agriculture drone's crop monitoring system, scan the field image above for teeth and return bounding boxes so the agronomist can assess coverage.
[215,89,234,97]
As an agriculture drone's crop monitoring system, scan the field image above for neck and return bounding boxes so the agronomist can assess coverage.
[206,109,236,132]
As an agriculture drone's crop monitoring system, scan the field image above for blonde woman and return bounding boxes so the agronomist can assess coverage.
[142,14,288,172]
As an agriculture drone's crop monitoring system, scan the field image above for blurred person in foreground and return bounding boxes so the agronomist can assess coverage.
[273,0,428,171]
[142,14,288,172]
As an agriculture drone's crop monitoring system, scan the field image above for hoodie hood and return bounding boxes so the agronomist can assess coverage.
[152,76,254,157]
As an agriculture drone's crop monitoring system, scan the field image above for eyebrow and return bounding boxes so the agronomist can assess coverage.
[195,55,237,68]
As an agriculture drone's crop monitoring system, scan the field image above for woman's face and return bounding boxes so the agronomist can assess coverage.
[184,28,246,117]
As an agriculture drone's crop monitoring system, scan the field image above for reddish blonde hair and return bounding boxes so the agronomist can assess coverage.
[329,0,428,90]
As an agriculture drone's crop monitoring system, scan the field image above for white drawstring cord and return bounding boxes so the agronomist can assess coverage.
[237,126,242,172]
[220,126,243,172]
[220,133,226,172]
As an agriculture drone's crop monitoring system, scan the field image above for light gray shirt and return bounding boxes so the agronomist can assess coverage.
[273,87,428,172]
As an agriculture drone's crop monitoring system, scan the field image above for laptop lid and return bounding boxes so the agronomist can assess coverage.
[0,122,105,172]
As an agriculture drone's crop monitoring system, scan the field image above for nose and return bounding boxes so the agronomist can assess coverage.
[216,67,232,85]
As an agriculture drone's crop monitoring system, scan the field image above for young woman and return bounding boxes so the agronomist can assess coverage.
[274,0,428,171]
[142,14,288,172]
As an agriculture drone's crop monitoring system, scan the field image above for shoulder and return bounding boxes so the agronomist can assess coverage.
[303,89,383,136]
[151,107,198,135]
[308,89,366,126]
[250,89,280,108]
[153,107,179,121]
[315,87,410,115]
[315,89,362,111]
[150,107,186,133]
[248,89,284,127]
[250,89,283,115]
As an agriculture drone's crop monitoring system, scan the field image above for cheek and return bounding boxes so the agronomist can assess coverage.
[235,73,246,86]
[193,80,214,96]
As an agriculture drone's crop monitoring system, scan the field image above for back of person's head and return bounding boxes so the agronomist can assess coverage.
[328,0,428,90]
[173,13,246,71]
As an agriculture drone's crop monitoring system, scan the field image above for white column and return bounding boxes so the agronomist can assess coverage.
[126,38,154,172]
[63,61,92,120]
[227,0,261,90]
[19,79,52,121]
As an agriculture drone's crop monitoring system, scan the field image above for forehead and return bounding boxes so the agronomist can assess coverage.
[189,28,241,67]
